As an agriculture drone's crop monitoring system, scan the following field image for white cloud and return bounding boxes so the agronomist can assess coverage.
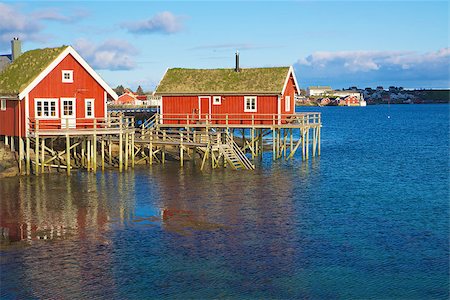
[295,48,450,88]
[0,3,43,44]
[122,11,185,34]
[73,38,139,71]
[0,3,88,47]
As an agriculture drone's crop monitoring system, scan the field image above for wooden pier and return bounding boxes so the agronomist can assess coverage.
[5,111,321,175]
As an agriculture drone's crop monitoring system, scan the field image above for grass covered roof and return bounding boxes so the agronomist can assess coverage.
[155,67,291,95]
[0,46,68,96]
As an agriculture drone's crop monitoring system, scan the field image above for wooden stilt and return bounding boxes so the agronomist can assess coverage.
[108,136,112,165]
[131,131,135,168]
[35,134,39,175]
[306,127,309,160]
[119,131,123,172]
[93,134,97,172]
[41,138,45,173]
[180,132,184,167]
[87,138,91,171]
[272,128,276,160]
[66,135,71,175]
[124,132,129,171]
[101,137,105,171]
[302,128,306,161]
[149,131,153,165]
[317,125,321,156]
[18,137,23,174]
[162,130,166,164]
[81,138,86,168]
[26,137,30,175]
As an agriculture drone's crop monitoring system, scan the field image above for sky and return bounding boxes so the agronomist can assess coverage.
[0,1,449,91]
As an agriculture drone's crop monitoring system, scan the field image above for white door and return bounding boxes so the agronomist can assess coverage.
[61,98,76,128]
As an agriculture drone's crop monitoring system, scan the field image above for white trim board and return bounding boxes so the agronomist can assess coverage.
[281,66,300,96]
[19,46,118,101]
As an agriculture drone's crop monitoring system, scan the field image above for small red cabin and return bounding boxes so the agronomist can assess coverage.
[155,66,300,125]
[0,46,118,138]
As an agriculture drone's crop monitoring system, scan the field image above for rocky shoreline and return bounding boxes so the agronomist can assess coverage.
[0,142,19,178]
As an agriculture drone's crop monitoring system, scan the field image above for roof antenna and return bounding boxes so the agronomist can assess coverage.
[235,50,240,72]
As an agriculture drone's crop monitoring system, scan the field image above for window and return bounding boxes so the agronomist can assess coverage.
[0,99,6,111]
[285,96,291,112]
[244,96,257,112]
[85,99,94,118]
[62,70,73,83]
[35,99,58,119]
[213,96,221,105]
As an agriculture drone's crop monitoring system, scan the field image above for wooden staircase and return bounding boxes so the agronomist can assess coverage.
[219,134,254,170]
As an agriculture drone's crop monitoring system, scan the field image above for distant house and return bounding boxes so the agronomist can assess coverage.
[0,45,118,138]
[307,86,332,97]
[339,95,359,106]
[155,61,299,125]
[115,89,139,105]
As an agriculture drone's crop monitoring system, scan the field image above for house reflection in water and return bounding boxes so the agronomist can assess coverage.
[0,172,136,244]
[153,165,307,292]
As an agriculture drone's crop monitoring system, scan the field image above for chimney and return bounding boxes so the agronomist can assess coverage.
[11,37,22,61]
[235,50,240,72]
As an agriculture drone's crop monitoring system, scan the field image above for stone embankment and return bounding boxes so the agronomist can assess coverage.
[0,142,19,178]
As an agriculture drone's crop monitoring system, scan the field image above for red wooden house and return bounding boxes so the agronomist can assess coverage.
[0,45,118,138]
[155,64,300,125]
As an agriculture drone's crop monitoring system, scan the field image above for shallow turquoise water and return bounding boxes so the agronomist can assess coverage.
[1,104,448,299]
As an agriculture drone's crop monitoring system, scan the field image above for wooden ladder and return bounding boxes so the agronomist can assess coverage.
[219,134,254,170]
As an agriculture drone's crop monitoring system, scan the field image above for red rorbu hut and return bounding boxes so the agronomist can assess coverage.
[155,54,300,125]
[0,44,118,138]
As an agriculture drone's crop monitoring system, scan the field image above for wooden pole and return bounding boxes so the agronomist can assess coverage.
[93,134,97,172]
[18,137,23,174]
[101,137,105,171]
[41,138,45,173]
[81,138,86,168]
[272,127,276,160]
[87,138,91,171]
[26,137,30,175]
[149,131,153,165]
[124,131,129,171]
[302,128,306,161]
[162,130,166,164]
[131,130,135,168]
[66,135,71,175]
[119,130,123,172]
[306,127,310,160]
[317,125,321,156]
[312,127,316,157]
[180,132,184,167]
[35,134,39,175]
[108,135,112,165]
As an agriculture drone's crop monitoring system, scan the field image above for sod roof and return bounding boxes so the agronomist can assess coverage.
[155,67,291,95]
[0,46,68,96]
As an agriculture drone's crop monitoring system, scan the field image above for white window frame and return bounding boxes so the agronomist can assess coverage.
[85,99,95,118]
[213,96,221,105]
[34,98,59,119]
[285,95,291,112]
[62,70,73,83]
[244,96,257,112]
[0,99,6,111]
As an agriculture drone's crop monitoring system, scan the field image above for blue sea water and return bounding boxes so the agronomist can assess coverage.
[0,104,448,299]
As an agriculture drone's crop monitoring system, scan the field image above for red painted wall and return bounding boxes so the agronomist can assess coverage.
[28,53,107,131]
[162,95,280,125]
[0,99,26,137]
[282,75,296,115]
[161,72,298,125]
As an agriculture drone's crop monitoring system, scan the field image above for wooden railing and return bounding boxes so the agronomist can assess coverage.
[28,116,135,134]
[157,112,321,126]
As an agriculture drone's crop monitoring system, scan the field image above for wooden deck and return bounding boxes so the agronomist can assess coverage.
[10,111,321,175]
